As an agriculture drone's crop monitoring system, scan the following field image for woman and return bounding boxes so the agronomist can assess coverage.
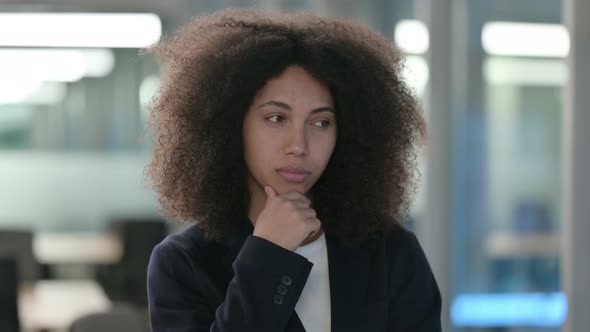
[146,8,441,332]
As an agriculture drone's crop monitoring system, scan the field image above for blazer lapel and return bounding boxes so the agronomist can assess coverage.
[285,312,306,332]
[326,233,371,332]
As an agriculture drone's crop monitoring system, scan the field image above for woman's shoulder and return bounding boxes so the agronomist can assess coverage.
[370,226,433,277]
[153,223,209,252]
[147,224,236,318]
[380,226,437,287]
[160,223,213,246]
[150,223,227,271]
[373,225,422,255]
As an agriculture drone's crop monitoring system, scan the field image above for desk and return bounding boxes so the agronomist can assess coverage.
[486,233,559,257]
[19,280,111,331]
[34,233,123,265]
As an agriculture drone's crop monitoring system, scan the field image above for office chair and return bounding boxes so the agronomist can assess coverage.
[69,304,147,332]
[0,256,20,332]
[97,217,167,307]
[0,230,40,282]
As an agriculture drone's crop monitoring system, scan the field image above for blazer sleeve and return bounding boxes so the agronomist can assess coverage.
[388,232,442,332]
[147,235,313,332]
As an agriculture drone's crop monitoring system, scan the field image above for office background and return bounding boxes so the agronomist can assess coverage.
[1,0,588,331]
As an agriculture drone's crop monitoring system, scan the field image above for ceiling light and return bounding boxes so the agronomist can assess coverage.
[0,13,161,48]
[0,49,115,82]
[395,20,429,54]
[482,22,569,57]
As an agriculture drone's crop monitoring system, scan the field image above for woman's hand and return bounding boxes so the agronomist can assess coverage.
[252,186,321,251]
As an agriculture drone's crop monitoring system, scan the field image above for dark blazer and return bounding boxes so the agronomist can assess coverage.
[147,218,441,332]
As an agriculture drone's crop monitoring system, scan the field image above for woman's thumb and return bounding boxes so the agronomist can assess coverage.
[264,185,277,200]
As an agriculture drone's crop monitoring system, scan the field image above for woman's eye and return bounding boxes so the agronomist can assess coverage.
[267,115,286,123]
[313,120,332,128]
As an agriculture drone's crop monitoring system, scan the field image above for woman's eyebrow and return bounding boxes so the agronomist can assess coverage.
[257,100,335,114]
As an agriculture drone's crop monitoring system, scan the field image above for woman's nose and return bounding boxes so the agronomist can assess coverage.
[284,126,308,156]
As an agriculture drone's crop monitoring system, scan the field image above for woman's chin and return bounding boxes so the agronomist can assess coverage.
[273,183,310,195]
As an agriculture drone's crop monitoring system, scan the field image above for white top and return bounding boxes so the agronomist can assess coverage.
[294,232,331,332]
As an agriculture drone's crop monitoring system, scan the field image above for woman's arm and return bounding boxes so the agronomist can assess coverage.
[148,235,312,332]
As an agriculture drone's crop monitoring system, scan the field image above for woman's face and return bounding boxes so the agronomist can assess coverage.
[243,65,337,198]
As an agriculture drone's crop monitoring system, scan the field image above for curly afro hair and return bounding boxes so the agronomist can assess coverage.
[144,8,426,244]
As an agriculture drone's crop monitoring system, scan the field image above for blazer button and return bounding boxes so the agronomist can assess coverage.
[277,284,288,295]
[273,294,284,305]
[281,275,293,286]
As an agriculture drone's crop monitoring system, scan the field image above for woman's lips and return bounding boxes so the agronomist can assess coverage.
[276,168,310,183]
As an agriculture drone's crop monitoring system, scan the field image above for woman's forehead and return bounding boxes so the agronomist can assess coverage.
[253,65,334,108]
